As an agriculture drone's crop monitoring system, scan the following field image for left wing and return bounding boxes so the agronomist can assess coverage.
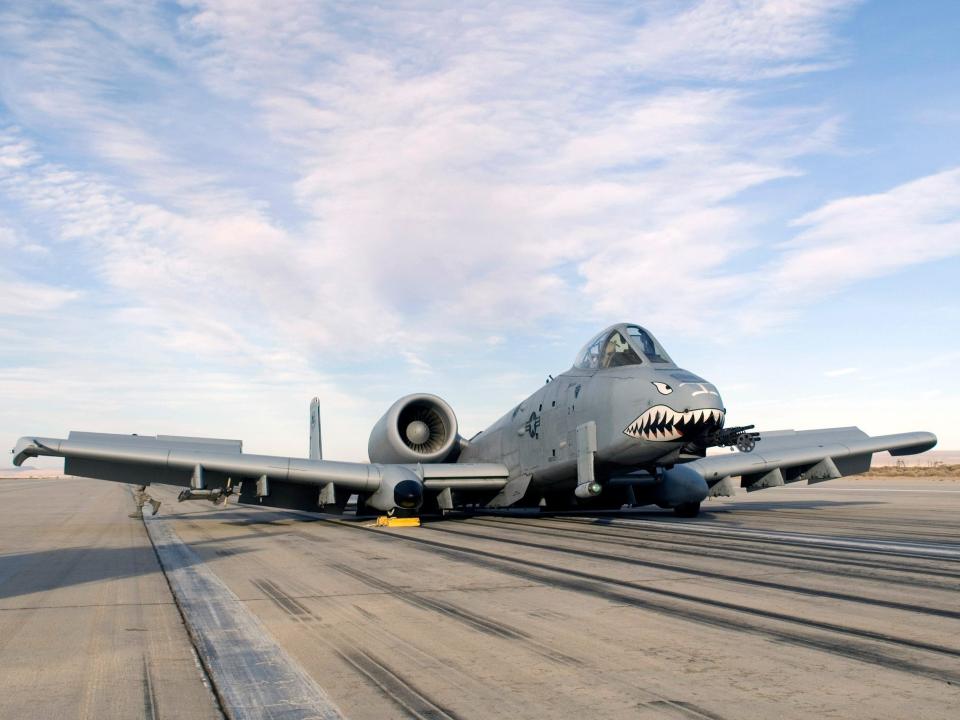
[12,431,508,513]
[679,427,937,496]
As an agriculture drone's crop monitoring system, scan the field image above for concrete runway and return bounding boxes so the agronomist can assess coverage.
[1,475,959,719]
[0,476,221,719]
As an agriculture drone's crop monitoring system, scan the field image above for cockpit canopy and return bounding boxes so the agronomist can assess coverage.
[574,324,674,370]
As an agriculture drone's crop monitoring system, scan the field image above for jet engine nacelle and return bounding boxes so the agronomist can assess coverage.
[368,393,461,464]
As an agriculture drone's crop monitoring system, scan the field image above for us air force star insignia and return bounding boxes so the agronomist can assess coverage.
[525,411,541,439]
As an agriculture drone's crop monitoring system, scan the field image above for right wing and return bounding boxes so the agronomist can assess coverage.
[683,427,937,496]
[12,431,508,512]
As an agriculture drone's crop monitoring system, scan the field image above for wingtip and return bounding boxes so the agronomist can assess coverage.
[888,431,938,456]
[12,437,37,467]
[11,436,63,467]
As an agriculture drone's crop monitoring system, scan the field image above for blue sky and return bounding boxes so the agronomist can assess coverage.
[1,0,958,463]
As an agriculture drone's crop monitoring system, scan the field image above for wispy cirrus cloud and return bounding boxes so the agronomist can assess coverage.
[628,0,860,80]
[777,168,960,293]
[2,1,955,353]
[0,279,79,317]
[1,1,863,359]
[824,367,859,378]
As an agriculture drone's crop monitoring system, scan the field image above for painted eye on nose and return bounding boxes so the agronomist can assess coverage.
[652,382,673,395]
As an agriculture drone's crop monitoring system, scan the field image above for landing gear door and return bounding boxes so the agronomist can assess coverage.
[564,379,587,462]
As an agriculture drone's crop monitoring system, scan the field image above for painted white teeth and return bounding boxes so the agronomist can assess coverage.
[623,405,725,442]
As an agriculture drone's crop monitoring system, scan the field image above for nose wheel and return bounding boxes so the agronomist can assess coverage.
[736,434,756,453]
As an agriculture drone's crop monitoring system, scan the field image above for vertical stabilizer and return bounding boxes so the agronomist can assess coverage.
[309,397,323,460]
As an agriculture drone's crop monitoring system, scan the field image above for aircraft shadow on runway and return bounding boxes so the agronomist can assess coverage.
[200,496,883,529]
[0,536,252,600]
[553,499,883,529]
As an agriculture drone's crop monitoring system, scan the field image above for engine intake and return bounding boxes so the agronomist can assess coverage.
[368,394,460,464]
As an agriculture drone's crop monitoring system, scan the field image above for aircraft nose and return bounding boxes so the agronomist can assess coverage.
[675,379,725,431]
[624,376,726,442]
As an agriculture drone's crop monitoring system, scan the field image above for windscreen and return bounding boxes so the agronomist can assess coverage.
[625,326,672,364]
[574,331,607,370]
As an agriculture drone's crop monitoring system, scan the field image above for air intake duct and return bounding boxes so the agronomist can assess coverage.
[368,394,460,464]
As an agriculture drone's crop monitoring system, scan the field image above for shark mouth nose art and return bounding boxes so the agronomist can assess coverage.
[624,405,725,442]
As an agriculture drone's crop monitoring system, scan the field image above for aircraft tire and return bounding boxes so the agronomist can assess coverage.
[673,502,701,518]
[542,491,577,511]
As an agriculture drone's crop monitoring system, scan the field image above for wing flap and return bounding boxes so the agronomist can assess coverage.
[64,457,192,486]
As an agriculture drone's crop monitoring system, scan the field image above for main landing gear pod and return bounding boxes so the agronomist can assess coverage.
[657,465,709,517]
[365,465,424,514]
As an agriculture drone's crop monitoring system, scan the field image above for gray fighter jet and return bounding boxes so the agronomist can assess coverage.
[12,323,937,518]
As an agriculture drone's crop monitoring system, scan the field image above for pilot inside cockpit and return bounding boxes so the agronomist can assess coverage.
[601,331,642,368]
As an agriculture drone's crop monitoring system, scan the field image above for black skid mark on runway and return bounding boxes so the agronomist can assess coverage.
[246,570,462,719]
[640,699,726,720]
[223,516,294,527]
[497,516,960,589]
[214,548,242,557]
[561,516,960,565]
[141,655,158,720]
[337,646,463,720]
[731,507,960,540]
[352,604,378,621]
[251,578,318,622]
[331,562,581,667]
[430,522,960,621]
[303,518,960,686]
[252,578,314,619]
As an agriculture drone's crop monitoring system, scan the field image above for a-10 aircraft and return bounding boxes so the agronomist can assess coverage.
[13,323,937,518]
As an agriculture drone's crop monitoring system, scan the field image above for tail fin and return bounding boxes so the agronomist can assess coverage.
[309,397,323,460]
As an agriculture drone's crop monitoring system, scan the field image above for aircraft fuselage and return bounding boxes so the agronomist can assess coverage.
[459,362,726,502]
